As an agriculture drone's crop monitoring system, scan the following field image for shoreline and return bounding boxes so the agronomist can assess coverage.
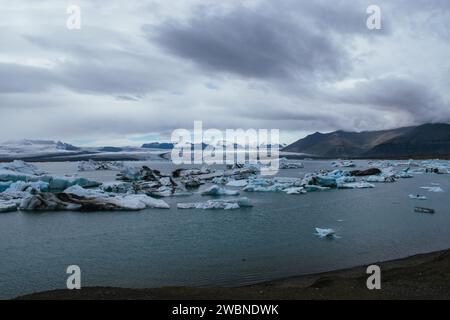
[16,249,450,300]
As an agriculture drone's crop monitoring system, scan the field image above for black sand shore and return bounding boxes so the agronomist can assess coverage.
[17,249,450,300]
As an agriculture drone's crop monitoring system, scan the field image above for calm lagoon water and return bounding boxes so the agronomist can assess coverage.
[0,160,449,299]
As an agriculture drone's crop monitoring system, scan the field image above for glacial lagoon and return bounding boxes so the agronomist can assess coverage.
[0,160,449,299]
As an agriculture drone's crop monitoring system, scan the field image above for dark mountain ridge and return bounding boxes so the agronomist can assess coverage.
[283,123,450,159]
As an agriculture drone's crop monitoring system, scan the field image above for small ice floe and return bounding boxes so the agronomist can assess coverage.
[279,158,304,169]
[283,187,307,195]
[5,181,49,193]
[0,160,47,175]
[226,179,248,187]
[304,185,330,192]
[0,200,18,213]
[398,171,413,178]
[200,185,239,196]
[338,182,375,189]
[414,207,435,214]
[332,160,356,168]
[211,177,229,185]
[408,194,428,200]
[177,197,253,210]
[315,228,336,239]
[337,219,345,222]
[420,186,444,193]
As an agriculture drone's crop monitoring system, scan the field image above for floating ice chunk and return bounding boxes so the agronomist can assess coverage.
[78,160,124,172]
[177,197,252,210]
[315,228,336,238]
[201,185,240,196]
[332,160,355,168]
[109,194,170,210]
[20,192,169,211]
[243,183,286,192]
[0,200,17,213]
[279,158,304,169]
[420,186,444,192]
[408,194,427,200]
[211,177,229,185]
[284,187,306,195]
[226,179,248,187]
[100,182,131,194]
[336,176,356,184]
[366,175,395,183]
[0,181,13,192]
[5,181,49,193]
[20,193,81,211]
[398,172,413,178]
[0,160,46,175]
[304,185,330,192]
[63,185,105,198]
[44,175,101,190]
[338,182,375,189]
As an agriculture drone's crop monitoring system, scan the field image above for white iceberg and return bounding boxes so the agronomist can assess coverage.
[284,187,307,195]
[0,160,47,175]
[226,179,248,187]
[315,228,336,238]
[200,185,240,196]
[338,182,375,189]
[0,200,18,213]
[5,181,49,193]
[420,186,444,193]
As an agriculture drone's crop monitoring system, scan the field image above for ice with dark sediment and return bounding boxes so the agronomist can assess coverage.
[77,159,124,172]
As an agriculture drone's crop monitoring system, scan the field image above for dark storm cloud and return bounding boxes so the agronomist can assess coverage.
[147,4,355,81]
[333,76,449,122]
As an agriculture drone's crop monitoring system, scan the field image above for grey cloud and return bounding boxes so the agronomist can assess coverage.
[333,76,450,122]
[147,4,353,82]
[0,63,57,93]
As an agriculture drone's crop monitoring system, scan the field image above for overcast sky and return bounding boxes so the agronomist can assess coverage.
[1,0,449,146]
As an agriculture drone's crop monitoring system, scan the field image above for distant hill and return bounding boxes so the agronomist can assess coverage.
[283,123,450,158]
[141,142,174,149]
[363,123,450,158]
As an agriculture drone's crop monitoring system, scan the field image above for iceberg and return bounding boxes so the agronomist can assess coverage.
[420,186,444,193]
[100,182,131,194]
[211,177,229,185]
[200,185,240,196]
[366,175,395,183]
[78,160,124,171]
[0,160,47,175]
[284,187,306,195]
[177,197,252,210]
[63,185,106,198]
[304,185,330,192]
[279,158,304,169]
[338,182,375,189]
[20,191,169,211]
[0,200,18,213]
[226,179,248,187]
[5,181,49,193]
[315,228,336,238]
